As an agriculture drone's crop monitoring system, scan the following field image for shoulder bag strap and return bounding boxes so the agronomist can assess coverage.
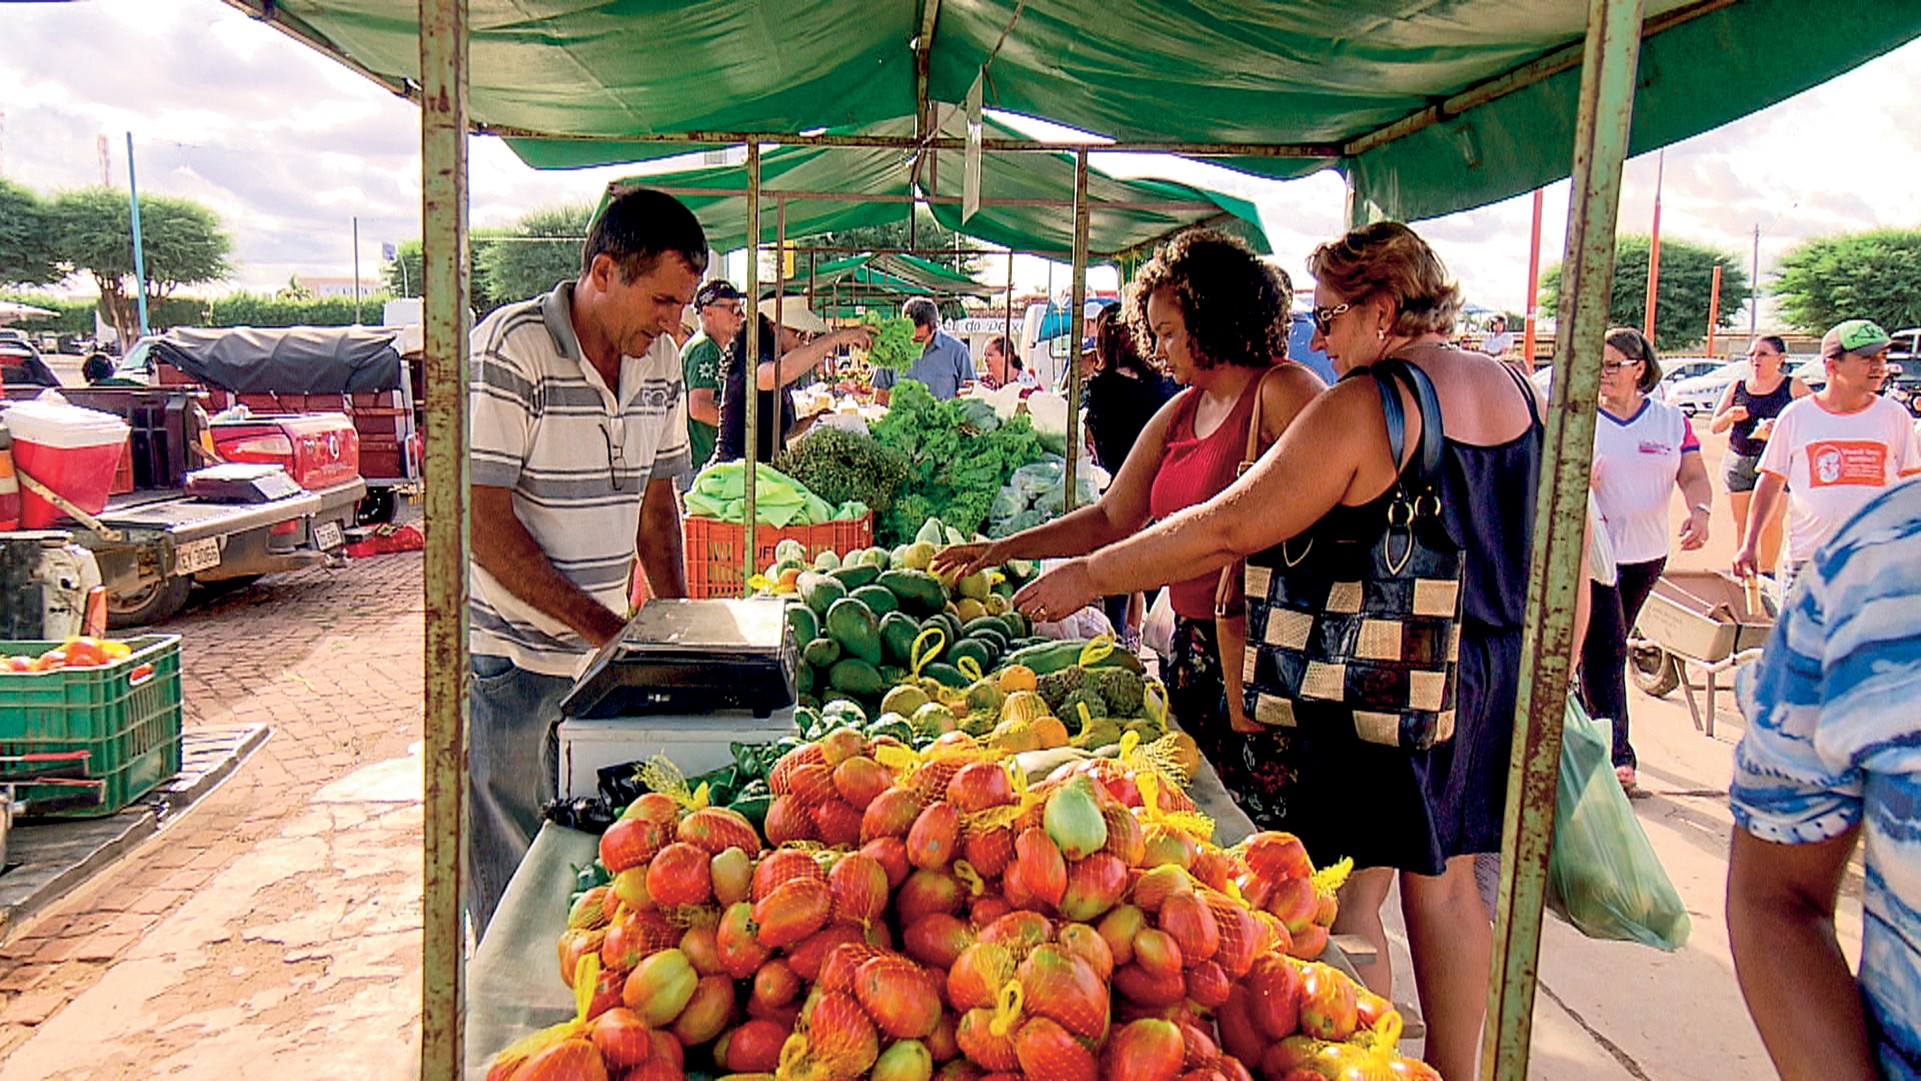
[1371,357,1445,485]
[1215,368,1282,616]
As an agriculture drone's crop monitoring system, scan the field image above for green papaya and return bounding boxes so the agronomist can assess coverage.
[786,605,820,649]
[1002,611,1030,639]
[828,658,886,697]
[878,569,948,615]
[798,571,847,617]
[880,611,923,666]
[830,564,881,590]
[825,597,882,665]
[850,584,898,616]
[802,637,841,668]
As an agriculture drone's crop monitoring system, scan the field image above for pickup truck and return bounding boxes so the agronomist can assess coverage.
[2,356,364,626]
[114,325,423,524]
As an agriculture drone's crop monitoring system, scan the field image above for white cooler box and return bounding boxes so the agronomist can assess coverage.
[556,707,798,799]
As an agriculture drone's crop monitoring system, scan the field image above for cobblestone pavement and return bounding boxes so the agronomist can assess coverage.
[0,552,426,1080]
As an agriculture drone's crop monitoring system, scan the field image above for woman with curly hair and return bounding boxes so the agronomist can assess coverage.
[937,227,1324,761]
[1015,222,1543,1080]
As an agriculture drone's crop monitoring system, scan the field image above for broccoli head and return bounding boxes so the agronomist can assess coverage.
[1093,666,1146,717]
[1058,688,1109,734]
[1036,666,1084,712]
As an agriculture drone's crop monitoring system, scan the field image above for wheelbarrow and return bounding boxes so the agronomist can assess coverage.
[1627,570,1776,737]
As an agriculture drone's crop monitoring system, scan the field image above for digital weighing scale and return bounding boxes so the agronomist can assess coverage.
[555,598,800,799]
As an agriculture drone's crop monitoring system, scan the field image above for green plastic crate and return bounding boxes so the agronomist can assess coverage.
[0,634,183,817]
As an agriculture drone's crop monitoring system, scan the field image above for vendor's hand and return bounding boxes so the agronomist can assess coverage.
[838,326,877,350]
[1015,558,1098,625]
[1732,542,1760,580]
[931,541,1001,578]
[1679,506,1710,551]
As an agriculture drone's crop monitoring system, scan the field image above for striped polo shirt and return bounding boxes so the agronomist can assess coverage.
[470,281,692,676]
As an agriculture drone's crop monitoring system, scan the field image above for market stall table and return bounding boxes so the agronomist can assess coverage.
[462,748,1360,1076]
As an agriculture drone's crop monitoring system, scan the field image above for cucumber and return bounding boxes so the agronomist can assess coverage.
[946,638,993,674]
[922,662,971,689]
[798,571,847,617]
[962,614,1012,639]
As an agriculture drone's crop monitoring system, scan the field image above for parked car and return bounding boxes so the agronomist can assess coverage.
[1655,358,1720,397]
[1884,328,1921,416]
[0,339,62,390]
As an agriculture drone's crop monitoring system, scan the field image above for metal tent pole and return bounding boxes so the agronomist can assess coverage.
[1484,0,1645,1077]
[417,0,470,1075]
[1004,253,1016,378]
[774,196,787,452]
[744,144,761,594]
[1063,148,1090,513]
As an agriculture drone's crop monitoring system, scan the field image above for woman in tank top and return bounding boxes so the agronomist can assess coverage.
[1012,222,1542,1081]
[1709,335,1810,575]
[934,228,1323,764]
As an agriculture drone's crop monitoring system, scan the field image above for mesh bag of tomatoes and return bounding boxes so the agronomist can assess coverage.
[0,636,136,674]
[488,725,1438,1081]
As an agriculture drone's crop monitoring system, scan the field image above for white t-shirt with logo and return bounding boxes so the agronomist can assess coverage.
[1758,395,1921,564]
[1591,398,1700,565]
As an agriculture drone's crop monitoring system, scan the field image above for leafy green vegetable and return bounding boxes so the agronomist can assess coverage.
[866,316,920,370]
[773,427,909,516]
[870,381,1047,542]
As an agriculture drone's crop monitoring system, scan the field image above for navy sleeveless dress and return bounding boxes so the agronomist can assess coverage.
[1214,360,1541,875]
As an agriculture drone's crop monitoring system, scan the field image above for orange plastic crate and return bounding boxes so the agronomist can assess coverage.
[684,513,874,599]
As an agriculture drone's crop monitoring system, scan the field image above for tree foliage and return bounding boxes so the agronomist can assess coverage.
[46,187,232,346]
[1541,234,1748,352]
[0,180,58,287]
[478,204,592,308]
[1771,229,1921,334]
[386,218,557,316]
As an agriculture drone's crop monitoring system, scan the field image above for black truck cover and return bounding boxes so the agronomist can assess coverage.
[151,326,405,394]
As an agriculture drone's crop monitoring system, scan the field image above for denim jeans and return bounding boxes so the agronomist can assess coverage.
[467,654,572,939]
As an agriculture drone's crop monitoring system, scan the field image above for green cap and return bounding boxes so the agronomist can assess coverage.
[1823,318,1891,359]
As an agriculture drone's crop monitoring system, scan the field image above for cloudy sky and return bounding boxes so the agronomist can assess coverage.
[5,0,1919,327]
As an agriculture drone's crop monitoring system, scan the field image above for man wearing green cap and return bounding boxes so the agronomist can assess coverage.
[1733,318,1921,596]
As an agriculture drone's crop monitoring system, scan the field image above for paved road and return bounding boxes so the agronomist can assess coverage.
[0,552,425,1080]
[0,426,1858,1078]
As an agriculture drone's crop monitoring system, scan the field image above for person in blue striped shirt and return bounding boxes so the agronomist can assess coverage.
[1729,477,1921,1081]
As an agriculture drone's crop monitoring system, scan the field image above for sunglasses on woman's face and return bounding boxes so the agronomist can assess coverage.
[1312,302,1353,335]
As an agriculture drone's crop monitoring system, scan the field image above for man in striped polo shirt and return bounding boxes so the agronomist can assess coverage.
[466,188,705,934]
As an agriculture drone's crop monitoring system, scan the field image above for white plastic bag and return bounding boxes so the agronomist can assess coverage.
[1142,588,1176,659]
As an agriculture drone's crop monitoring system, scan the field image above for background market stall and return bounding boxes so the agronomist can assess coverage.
[217,1,1921,1076]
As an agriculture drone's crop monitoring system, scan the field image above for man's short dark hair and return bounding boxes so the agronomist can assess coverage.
[695,279,742,309]
[582,188,709,283]
[902,297,940,331]
[82,354,115,383]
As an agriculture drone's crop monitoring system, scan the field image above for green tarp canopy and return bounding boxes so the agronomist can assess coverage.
[604,114,1269,258]
[775,252,994,299]
[224,1,1921,222]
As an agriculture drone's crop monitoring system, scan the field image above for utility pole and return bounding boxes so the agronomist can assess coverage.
[352,216,363,324]
[1643,149,1663,341]
[126,133,149,339]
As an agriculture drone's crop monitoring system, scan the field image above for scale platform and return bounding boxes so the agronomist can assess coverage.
[559,598,796,719]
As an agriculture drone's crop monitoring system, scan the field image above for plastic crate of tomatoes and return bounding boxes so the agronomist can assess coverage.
[0,634,183,817]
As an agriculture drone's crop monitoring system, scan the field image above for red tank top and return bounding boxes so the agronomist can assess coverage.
[1149,380,1260,619]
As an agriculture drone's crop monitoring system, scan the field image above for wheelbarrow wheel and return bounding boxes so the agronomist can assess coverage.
[1629,639,1680,697]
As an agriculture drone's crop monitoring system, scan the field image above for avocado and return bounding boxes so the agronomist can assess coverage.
[798,571,847,617]
[825,597,883,665]
[828,658,886,697]
[850,584,899,616]
[877,568,948,616]
[801,637,841,668]
[830,564,881,590]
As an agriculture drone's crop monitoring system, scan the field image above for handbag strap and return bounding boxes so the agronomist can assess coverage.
[1369,357,1445,486]
[1216,366,1287,616]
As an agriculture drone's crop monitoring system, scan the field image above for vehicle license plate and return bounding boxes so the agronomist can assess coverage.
[175,538,221,574]
[314,521,344,549]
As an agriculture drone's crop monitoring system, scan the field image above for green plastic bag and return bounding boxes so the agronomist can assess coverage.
[1546,698,1691,950]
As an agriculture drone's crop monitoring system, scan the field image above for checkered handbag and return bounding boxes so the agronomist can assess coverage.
[1240,358,1462,751]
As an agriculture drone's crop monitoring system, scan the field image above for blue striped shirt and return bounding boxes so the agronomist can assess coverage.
[1733,478,1921,1081]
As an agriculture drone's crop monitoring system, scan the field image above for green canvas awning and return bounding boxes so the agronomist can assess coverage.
[223,1,1921,222]
[604,115,1271,257]
[780,253,996,300]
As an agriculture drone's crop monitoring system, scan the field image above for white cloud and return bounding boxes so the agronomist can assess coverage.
[2,0,1918,329]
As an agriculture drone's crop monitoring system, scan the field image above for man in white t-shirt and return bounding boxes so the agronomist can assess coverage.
[466,188,706,935]
[1734,319,1921,595]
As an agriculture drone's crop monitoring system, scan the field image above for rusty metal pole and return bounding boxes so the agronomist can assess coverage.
[1484,0,1644,1077]
[743,144,761,593]
[774,196,787,453]
[1063,149,1090,512]
[1004,252,1016,379]
[1523,187,1545,373]
[417,0,469,1076]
